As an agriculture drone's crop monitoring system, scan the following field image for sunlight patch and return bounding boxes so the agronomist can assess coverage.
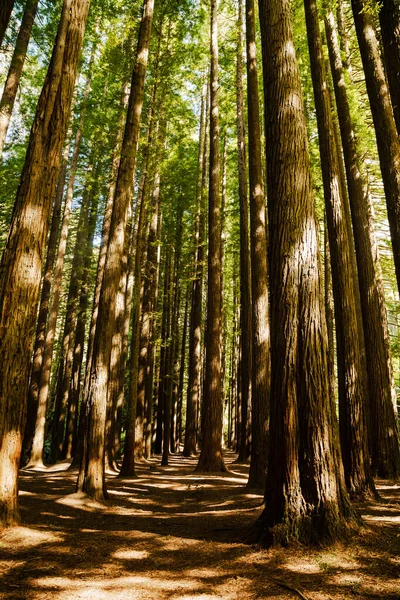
[1,526,63,548]
[112,549,149,560]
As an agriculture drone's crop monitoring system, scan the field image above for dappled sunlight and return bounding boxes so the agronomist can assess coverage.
[0,452,399,599]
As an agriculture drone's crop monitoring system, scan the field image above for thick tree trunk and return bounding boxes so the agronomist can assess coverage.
[0,0,15,47]
[325,12,400,479]
[255,0,352,545]
[379,0,400,135]
[196,0,226,473]
[0,0,39,158]
[77,0,154,500]
[245,0,270,490]
[351,0,400,297]
[236,0,252,465]
[0,0,89,526]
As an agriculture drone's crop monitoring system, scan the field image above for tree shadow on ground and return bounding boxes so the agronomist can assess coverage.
[1,453,399,599]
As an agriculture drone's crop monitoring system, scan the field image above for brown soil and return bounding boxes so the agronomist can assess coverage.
[0,452,399,599]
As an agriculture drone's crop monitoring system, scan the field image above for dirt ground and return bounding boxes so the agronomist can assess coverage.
[0,452,399,599]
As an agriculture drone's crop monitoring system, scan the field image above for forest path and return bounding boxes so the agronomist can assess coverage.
[0,452,399,600]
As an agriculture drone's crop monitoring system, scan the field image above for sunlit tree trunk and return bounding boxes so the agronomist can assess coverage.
[77,0,154,500]
[245,0,269,490]
[196,0,226,473]
[254,0,353,545]
[325,11,400,479]
[0,0,90,526]
[351,0,400,297]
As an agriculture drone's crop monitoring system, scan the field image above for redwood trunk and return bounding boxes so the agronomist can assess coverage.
[379,0,400,135]
[0,0,15,46]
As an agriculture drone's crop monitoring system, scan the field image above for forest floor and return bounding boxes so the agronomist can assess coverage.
[0,452,399,600]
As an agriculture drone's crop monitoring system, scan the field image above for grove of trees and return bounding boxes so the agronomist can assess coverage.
[0,0,400,547]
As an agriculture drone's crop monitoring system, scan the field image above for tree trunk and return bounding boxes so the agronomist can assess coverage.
[254,0,353,545]
[196,0,226,473]
[0,0,15,47]
[379,0,400,135]
[351,0,400,298]
[236,0,252,465]
[0,0,90,526]
[245,0,270,490]
[325,11,400,479]
[305,0,373,498]
[77,0,154,500]
[183,80,209,458]
[0,0,39,158]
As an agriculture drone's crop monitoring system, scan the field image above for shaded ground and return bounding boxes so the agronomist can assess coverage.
[0,452,399,599]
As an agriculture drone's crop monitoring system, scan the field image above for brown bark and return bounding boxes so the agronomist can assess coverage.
[255,0,352,545]
[196,0,226,473]
[305,0,373,498]
[0,0,15,46]
[183,80,209,458]
[0,0,89,526]
[77,0,154,499]
[236,0,252,465]
[0,0,39,158]
[351,0,400,297]
[325,11,400,479]
[379,0,400,135]
[245,0,270,490]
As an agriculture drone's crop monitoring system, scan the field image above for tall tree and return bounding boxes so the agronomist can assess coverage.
[245,0,269,490]
[351,0,400,297]
[236,0,252,465]
[0,0,15,47]
[196,0,226,473]
[77,0,155,500]
[379,0,400,135]
[304,0,373,497]
[254,0,352,544]
[0,0,39,158]
[325,11,400,479]
[0,0,90,526]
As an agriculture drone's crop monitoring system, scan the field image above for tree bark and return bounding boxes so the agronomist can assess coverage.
[236,0,252,465]
[325,11,400,479]
[254,0,352,545]
[196,0,226,473]
[0,0,15,47]
[351,0,400,298]
[77,0,154,499]
[305,0,373,498]
[379,0,400,135]
[245,0,270,490]
[0,0,90,526]
[183,80,209,458]
[0,0,39,158]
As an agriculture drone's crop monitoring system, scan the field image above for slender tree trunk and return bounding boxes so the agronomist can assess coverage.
[0,0,39,158]
[21,158,65,467]
[245,0,270,490]
[325,12,400,479]
[0,0,90,526]
[183,81,209,458]
[254,0,352,545]
[77,0,154,500]
[0,0,15,47]
[305,0,373,498]
[336,0,352,75]
[196,0,226,473]
[351,0,400,297]
[177,286,189,449]
[379,0,400,135]
[236,0,252,464]
[63,162,100,460]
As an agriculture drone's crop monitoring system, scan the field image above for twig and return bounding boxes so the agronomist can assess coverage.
[271,577,311,600]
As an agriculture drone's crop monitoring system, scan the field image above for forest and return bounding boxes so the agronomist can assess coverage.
[0,0,400,598]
